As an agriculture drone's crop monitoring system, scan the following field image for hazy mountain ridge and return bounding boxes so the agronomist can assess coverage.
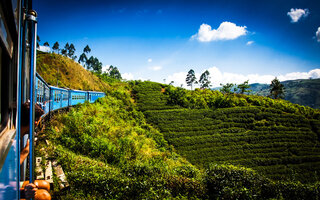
[214,79,320,109]
[252,79,320,109]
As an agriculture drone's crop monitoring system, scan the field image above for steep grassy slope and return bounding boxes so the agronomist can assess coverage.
[37,87,206,199]
[36,52,109,91]
[249,79,320,109]
[132,81,320,184]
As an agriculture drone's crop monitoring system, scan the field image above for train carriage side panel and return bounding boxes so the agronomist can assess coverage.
[88,91,105,103]
[70,90,87,106]
[49,86,68,111]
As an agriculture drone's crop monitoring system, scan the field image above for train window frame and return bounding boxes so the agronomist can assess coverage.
[0,5,13,58]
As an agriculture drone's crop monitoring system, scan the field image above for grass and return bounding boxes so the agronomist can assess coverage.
[37,52,110,91]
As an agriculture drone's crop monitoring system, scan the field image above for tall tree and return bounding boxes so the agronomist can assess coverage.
[199,70,211,89]
[86,56,103,73]
[92,57,102,73]
[108,65,122,79]
[186,69,196,90]
[62,43,69,56]
[37,35,40,48]
[269,77,285,99]
[68,43,76,59]
[78,53,87,66]
[220,83,237,94]
[86,56,94,70]
[61,49,67,56]
[52,42,59,54]
[237,80,251,94]
[84,45,91,54]
[43,41,49,47]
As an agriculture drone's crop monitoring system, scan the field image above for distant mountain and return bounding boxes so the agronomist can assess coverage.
[249,79,320,109]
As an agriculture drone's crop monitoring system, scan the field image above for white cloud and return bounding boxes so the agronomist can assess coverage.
[148,58,152,63]
[246,41,254,46]
[287,8,309,23]
[308,69,320,78]
[102,65,110,73]
[191,22,248,42]
[166,72,188,87]
[150,66,162,71]
[278,68,320,80]
[122,72,134,80]
[316,27,320,42]
[166,67,320,88]
[38,45,50,52]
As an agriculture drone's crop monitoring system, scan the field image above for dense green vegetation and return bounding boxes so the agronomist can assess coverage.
[36,82,320,199]
[132,81,320,184]
[36,55,320,199]
[38,84,205,199]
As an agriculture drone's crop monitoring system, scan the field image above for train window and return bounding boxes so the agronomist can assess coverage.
[0,6,13,58]
[11,0,19,31]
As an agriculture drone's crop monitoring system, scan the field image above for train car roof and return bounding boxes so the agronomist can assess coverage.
[69,89,88,93]
[88,91,105,94]
[49,86,69,91]
[36,73,50,87]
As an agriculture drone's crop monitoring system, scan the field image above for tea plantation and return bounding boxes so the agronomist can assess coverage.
[37,55,320,199]
[132,81,320,184]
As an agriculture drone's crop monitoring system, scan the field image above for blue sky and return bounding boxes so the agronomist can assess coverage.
[34,0,320,87]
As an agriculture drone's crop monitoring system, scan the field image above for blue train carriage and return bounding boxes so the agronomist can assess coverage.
[70,89,87,106]
[88,91,105,103]
[35,74,50,114]
[49,86,69,111]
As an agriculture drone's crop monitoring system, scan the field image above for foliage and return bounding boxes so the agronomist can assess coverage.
[205,164,320,200]
[43,41,49,47]
[35,77,320,199]
[238,80,251,94]
[86,56,102,73]
[199,70,211,89]
[68,43,76,59]
[269,77,285,99]
[186,69,197,90]
[132,81,320,185]
[40,85,208,199]
[220,83,237,94]
[78,53,87,66]
[62,43,69,56]
[83,45,91,54]
[37,35,40,48]
[107,65,122,79]
[52,42,59,54]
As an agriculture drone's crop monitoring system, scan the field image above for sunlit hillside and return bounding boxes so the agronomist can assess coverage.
[133,81,320,184]
[35,55,320,199]
[37,52,109,91]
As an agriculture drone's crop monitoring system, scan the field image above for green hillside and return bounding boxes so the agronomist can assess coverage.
[132,81,320,184]
[37,52,110,91]
[37,81,320,199]
[35,55,320,199]
[249,79,320,109]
